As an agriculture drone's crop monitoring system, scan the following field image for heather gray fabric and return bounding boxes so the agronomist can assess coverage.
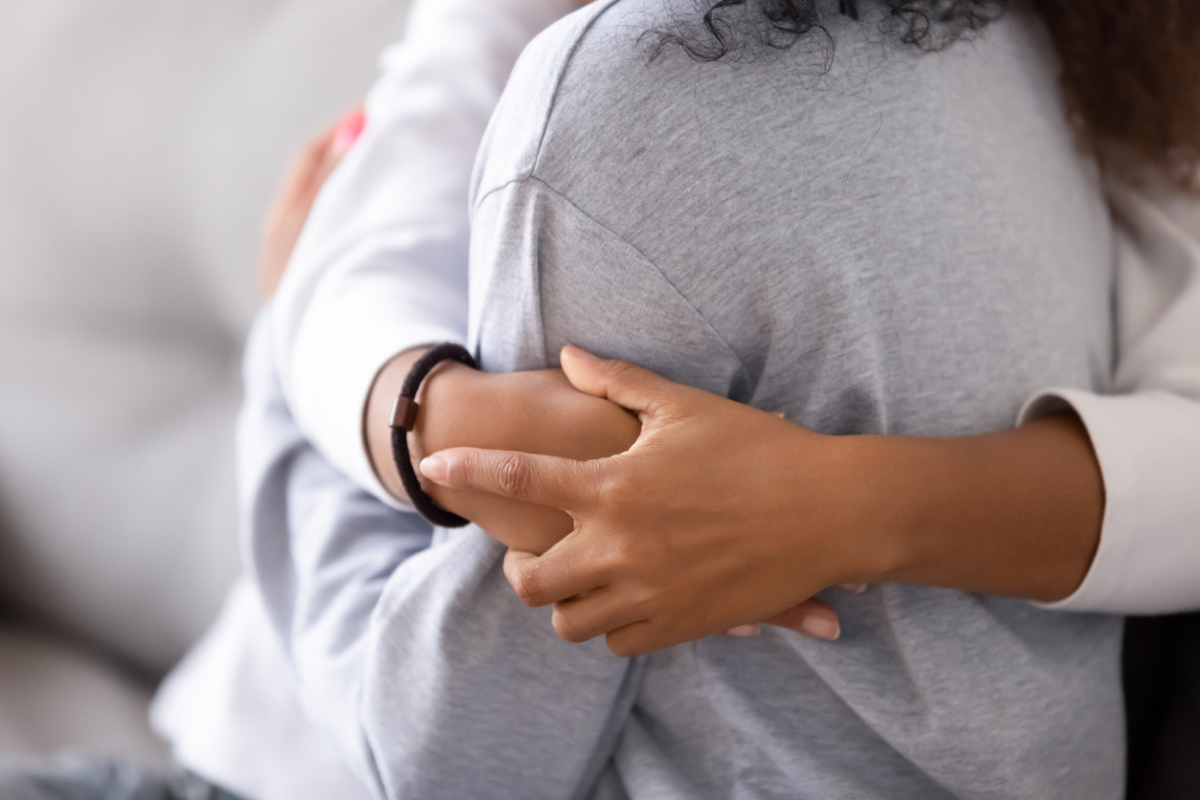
[466,0,1122,797]
[246,1,1121,797]
[241,308,641,800]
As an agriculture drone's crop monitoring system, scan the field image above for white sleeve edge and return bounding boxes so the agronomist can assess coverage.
[1020,388,1200,614]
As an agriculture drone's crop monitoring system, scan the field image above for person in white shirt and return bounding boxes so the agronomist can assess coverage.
[260,0,1199,795]
[21,1,1185,799]
[275,0,1200,626]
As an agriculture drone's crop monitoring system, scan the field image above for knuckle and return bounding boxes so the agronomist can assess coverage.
[604,359,637,380]
[627,586,659,616]
[572,460,608,513]
[510,565,543,607]
[552,608,591,644]
[603,535,639,571]
[602,468,639,508]
[497,454,535,500]
[606,633,642,659]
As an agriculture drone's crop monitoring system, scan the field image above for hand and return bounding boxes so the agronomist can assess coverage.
[367,355,844,641]
[421,348,1105,656]
[365,354,643,555]
[258,107,365,300]
[420,347,889,655]
[415,365,642,555]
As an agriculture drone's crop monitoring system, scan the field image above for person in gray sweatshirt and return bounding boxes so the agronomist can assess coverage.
[249,1,1121,798]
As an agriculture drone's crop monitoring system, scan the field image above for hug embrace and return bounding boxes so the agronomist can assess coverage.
[260,0,1200,798]
[14,0,1196,799]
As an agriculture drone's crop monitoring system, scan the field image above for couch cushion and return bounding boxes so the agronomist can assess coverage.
[0,622,169,768]
[0,0,407,673]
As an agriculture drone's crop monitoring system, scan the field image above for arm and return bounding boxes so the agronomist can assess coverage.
[246,6,641,792]
[271,0,579,508]
[240,310,636,799]
[418,176,1200,655]
[421,349,1106,655]
[1019,174,1200,614]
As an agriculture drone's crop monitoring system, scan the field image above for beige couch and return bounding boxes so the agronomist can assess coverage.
[0,0,408,768]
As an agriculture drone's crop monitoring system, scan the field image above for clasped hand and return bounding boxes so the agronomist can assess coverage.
[420,347,895,656]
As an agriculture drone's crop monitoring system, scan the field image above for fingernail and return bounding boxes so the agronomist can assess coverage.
[798,614,840,641]
[840,584,867,594]
[726,624,761,637]
[331,110,366,156]
[562,345,600,365]
[419,455,448,483]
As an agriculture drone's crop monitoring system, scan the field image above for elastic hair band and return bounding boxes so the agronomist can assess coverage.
[389,343,478,528]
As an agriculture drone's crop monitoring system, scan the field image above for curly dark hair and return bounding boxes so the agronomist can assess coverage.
[654,0,1200,188]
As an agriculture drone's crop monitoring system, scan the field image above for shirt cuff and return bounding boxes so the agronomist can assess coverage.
[1019,388,1200,614]
[285,270,467,511]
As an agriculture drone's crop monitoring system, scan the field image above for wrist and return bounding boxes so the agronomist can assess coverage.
[364,348,489,504]
[849,419,1102,602]
[831,434,926,587]
[410,361,492,491]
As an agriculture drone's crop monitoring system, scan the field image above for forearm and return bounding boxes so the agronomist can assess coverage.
[245,313,632,798]
[366,352,640,552]
[239,311,433,790]
[274,0,579,506]
[867,414,1103,603]
[365,347,428,504]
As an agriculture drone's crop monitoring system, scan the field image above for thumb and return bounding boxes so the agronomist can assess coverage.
[560,346,686,420]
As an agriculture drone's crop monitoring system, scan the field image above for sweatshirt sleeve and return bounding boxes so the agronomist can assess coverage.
[1022,176,1200,614]
[270,0,578,509]
[241,307,636,800]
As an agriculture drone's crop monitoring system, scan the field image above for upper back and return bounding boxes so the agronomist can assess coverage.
[471,0,1113,436]
[467,5,1123,795]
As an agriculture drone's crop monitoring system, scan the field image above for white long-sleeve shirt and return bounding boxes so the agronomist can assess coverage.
[1025,172,1200,612]
[273,0,1200,617]
[169,3,1200,798]
[272,0,580,509]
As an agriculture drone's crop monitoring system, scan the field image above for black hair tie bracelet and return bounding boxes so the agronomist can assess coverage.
[389,343,478,528]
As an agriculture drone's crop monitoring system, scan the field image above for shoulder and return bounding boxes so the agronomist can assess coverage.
[470,0,681,207]
[470,0,616,205]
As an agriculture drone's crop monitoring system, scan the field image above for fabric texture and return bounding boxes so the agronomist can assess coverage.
[243,0,1200,797]
[465,0,1123,796]
[272,0,580,508]
[243,305,641,800]
[150,579,374,800]
[269,0,1200,617]
[1023,171,1200,613]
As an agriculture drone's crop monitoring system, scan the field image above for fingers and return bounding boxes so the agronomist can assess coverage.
[502,548,606,609]
[604,620,659,658]
[548,587,650,644]
[725,623,762,636]
[762,598,841,641]
[560,347,686,420]
[420,447,602,513]
[283,107,364,211]
[259,106,365,301]
[330,107,366,158]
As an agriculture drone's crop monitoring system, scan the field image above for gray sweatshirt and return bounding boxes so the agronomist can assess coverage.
[247,0,1121,798]
[469,0,1121,797]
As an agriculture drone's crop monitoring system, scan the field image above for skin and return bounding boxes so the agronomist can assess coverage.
[269,109,1103,655]
[259,107,364,300]
[414,348,1103,656]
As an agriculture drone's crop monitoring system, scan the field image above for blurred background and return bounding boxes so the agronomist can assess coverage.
[0,0,409,768]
